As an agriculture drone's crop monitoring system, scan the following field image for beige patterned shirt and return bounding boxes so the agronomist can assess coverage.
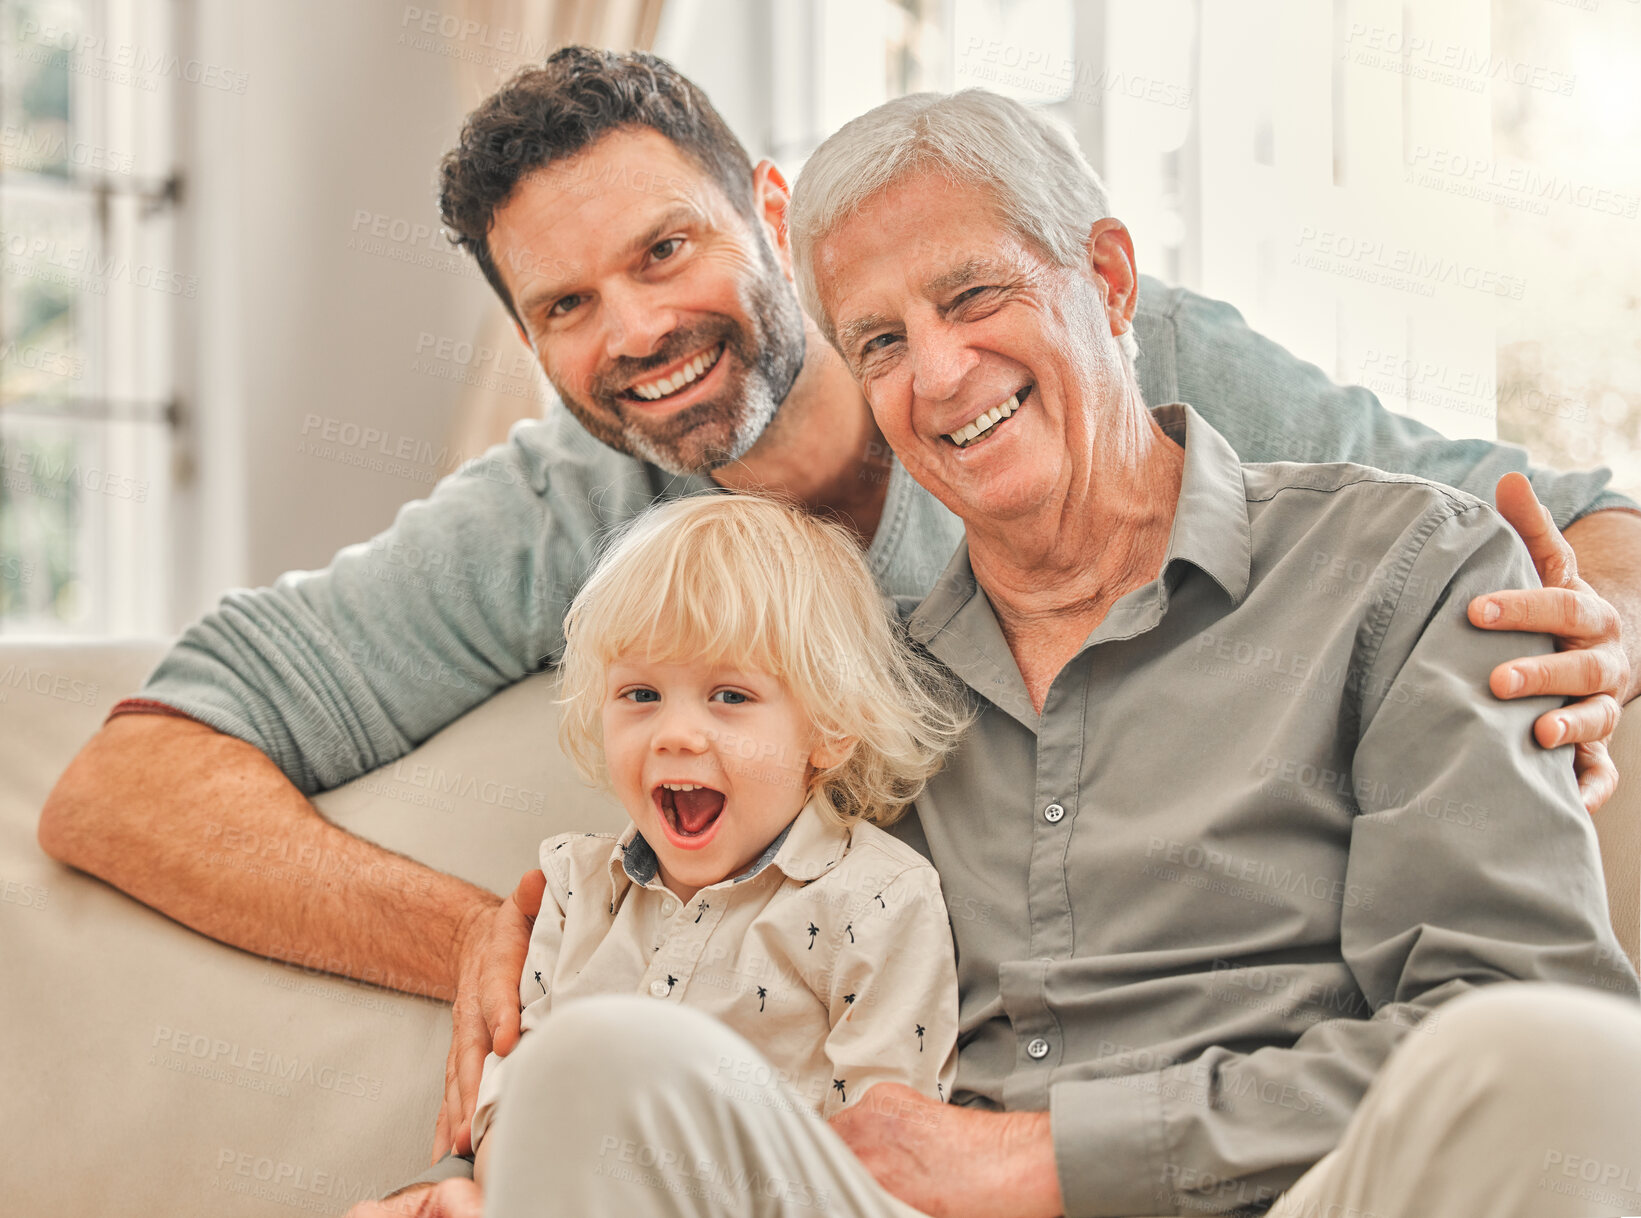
[471,796,960,1148]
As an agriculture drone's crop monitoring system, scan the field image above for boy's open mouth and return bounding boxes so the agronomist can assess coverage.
[653,782,726,844]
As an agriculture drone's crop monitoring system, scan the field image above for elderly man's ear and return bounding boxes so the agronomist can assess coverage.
[752,160,796,281]
[1084,217,1140,339]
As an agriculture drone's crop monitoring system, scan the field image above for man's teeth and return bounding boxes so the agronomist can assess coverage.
[946,392,1020,447]
[632,346,722,401]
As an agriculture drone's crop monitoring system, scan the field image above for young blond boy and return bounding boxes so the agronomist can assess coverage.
[468,493,974,1190]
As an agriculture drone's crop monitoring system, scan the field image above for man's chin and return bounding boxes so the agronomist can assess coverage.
[622,425,745,478]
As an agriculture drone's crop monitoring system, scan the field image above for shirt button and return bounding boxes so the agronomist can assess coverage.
[1044,803,1065,823]
[1027,1037,1051,1060]
[649,980,669,998]
[661,899,678,917]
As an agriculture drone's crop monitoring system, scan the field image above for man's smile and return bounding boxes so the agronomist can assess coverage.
[942,384,1031,448]
[621,342,727,406]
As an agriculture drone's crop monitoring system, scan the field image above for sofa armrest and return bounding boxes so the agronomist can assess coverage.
[2,640,623,1218]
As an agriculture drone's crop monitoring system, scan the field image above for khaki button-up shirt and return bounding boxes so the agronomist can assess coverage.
[472,797,960,1148]
[888,403,1638,1218]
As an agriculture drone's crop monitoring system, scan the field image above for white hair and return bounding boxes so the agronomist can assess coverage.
[789,88,1139,367]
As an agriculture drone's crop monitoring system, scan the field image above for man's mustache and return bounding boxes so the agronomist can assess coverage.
[591,323,737,399]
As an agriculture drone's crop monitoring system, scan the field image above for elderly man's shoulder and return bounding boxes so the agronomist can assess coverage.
[1243,458,1495,524]
[1240,459,1528,589]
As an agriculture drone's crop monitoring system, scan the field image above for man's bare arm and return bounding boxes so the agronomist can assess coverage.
[33,711,531,1161]
[36,713,494,995]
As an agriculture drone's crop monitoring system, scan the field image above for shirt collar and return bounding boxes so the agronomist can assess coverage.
[604,794,853,905]
[906,403,1252,720]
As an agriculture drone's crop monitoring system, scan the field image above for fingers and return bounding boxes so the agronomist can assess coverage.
[450,990,489,1156]
[1534,694,1623,750]
[426,1178,485,1218]
[511,867,546,922]
[486,881,540,1058]
[1492,646,1627,702]
[1469,587,1618,645]
[350,1180,481,1218]
[1494,473,1578,587]
[1576,740,1620,816]
[435,1037,461,1163]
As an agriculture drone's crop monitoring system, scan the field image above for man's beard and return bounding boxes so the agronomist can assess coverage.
[556,241,807,477]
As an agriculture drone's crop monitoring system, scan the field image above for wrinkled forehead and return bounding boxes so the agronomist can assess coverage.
[813,182,1041,346]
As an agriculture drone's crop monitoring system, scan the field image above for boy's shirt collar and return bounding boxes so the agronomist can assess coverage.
[606,795,852,904]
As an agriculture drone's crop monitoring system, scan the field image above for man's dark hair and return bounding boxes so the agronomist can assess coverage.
[438,46,758,326]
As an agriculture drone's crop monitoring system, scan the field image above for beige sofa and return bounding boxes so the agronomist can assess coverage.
[4,638,1638,1218]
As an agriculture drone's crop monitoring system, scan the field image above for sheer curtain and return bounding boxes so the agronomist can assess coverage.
[443,0,666,462]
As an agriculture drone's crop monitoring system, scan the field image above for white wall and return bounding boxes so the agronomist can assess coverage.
[174,0,493,624]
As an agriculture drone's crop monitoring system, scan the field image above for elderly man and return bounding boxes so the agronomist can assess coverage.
[36,51,1639,1215]
[430,90,1641,1218]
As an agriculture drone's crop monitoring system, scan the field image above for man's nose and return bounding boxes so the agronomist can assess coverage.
[908,320,978,403]
[602,280,680,363]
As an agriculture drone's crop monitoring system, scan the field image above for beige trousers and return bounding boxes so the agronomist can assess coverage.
[480,983,1641,1218]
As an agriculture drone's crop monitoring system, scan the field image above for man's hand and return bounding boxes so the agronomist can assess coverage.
[1469,473,1630,813]
[828,1083,1062,1218]
[431,868,546,1161]
[343,1179,482,1218]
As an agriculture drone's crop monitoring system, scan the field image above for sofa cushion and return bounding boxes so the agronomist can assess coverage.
[1,640,623,1218]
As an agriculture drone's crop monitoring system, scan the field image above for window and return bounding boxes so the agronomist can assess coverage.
[0,0,180,635]
[667,0,1637,500]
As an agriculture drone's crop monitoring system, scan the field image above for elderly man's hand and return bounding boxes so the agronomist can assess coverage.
[432,868,546,1161]
[1469,473,1629,813]
[828,1083,1062,1218]
[343,1179,482,1218]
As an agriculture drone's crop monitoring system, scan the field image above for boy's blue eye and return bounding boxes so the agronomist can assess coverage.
[710,689,749,704]
[623,688,659,703]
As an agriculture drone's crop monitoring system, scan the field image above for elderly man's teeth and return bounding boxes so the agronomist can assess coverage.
[947,392,1020,447]
[633,346,722,400]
